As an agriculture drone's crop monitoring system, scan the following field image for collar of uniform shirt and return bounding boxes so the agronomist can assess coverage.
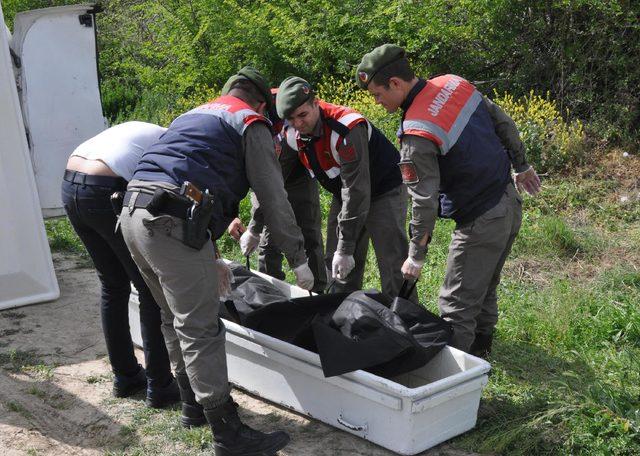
[400,78,427,112]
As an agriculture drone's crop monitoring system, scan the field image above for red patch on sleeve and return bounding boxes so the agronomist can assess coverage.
[337,143,356,163]
[399,160,419,184]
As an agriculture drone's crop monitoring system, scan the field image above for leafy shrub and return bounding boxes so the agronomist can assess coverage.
[5,0,639,148]
[493,90,586,173]
[116,85,220,127]
[101,79,140,122]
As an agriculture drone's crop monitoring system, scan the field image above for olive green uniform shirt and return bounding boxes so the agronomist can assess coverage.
[404,97,529,262]
[251,121,371,257]
[243,123,307,268]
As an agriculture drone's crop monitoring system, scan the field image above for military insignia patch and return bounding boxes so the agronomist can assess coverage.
[337,143,357,163]
[399,160,419,184]
[358,72,368,83]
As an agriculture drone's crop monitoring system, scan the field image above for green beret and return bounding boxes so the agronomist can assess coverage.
[355,44,406,89]
[221,66,273,111]
[276,76,315,119]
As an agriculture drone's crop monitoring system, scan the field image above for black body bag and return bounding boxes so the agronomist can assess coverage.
[221,264,452,379]
[311,289,452,378]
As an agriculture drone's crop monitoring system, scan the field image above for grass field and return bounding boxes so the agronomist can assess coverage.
[44,150,640,455]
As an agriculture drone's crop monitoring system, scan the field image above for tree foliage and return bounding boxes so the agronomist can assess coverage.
[3,0,639,147]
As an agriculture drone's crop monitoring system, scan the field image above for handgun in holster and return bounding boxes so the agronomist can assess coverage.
[181,181,215,250]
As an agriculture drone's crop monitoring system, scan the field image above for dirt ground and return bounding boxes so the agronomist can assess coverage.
[0,254,477,456]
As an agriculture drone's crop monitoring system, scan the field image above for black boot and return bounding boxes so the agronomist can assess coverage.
[469,332,494,359]
[146,375,181,408]
[113,365,146,398]
[176,373,207,427]
[204,397,290,456]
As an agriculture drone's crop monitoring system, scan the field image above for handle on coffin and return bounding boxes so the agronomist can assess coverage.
[337,414,368,433]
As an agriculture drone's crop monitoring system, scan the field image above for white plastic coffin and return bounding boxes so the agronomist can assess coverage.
[129,268,490,455]
[11,4,106,217]
[0,3,59,310]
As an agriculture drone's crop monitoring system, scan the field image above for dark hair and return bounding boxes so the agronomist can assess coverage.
[229,79,266,106]
[370,57,415,88]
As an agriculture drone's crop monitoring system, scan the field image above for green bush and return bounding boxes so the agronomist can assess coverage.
[493,90,586,173]
[116,84,220,127]
[5,0,639,148]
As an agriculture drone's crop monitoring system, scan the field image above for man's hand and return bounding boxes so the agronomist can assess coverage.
[293,262,314,290]
[216,259,234,300]
[332,253,355,281]
[227,218,246,241]
[401,257,424,280]
[515,166,541,196]
[239,230,260,256]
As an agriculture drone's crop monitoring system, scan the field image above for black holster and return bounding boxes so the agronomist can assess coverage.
[145,188,215,250]
[183,192,215,250]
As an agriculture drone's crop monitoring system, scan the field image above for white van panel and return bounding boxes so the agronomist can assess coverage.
[12,4,106,217]
[0,3,59,310]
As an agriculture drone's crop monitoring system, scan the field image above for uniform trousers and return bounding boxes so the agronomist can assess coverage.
[120,182,230,409]
[258,173,326,292]
[438,183,522,351]
[325,185,415,300]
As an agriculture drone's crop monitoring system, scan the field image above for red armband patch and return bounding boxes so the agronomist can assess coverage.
[337,143,357,163]
[399,160,419,184]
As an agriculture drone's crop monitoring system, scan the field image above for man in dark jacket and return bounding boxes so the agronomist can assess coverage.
[356,44,541,357]
[120,67,313,455]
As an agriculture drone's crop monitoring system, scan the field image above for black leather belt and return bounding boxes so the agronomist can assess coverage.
[123,190,192,220]
[64,170,127,189]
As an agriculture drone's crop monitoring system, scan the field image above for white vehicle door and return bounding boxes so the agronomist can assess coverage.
[11,3,106,217]
[0,2,59,310]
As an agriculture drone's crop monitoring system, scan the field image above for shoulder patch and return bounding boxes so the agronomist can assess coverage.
[399,160,419,184]
[337,140,357,163]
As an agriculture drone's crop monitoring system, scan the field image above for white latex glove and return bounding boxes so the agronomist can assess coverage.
[216,259,234,300]
[293,262,315,290]
[239,230,260,256]
[401,257,424,280]
[332,253,355,281]
[515,166,542,196]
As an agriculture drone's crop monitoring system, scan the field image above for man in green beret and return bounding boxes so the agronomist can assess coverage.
[250,76,415,300]
[119,66,313,455]
[356,44,541,357]
[238,88,327,293]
